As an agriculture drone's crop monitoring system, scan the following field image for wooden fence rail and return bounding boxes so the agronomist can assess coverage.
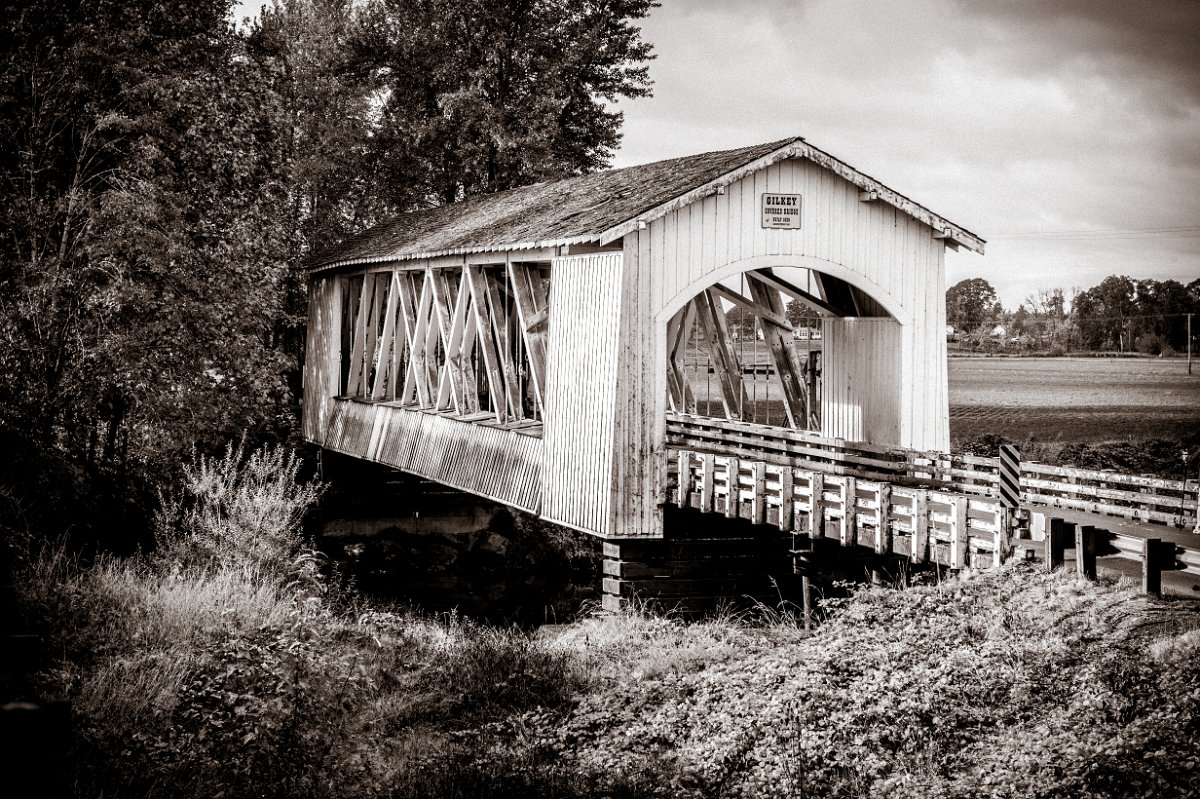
[666,448,1200,594]
[666,412,1200,530]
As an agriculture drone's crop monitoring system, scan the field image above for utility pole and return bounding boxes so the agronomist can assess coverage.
[1188,313,1193,375]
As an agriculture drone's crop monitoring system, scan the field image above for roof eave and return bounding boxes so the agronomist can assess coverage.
[306,233,605,274]
[597,139,986,255]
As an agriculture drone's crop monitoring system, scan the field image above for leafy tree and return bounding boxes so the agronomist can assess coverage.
[945,277,999,331]
[355,0,657,207]
[0,0,299,543]
[1073,275,1136,350]
[726,305,757,339]
[1133,278,1193,352]
[246,0,387,248]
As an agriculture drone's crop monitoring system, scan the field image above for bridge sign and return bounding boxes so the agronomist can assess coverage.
[761,193,802,229]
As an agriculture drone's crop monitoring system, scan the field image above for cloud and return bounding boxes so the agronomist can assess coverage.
[612,0,1200,308]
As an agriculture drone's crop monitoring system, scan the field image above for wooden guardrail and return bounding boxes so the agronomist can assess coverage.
[665,412,1200,530]
[665,449,1200,594]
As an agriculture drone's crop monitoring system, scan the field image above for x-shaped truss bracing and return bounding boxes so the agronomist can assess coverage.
[341,263,549,425]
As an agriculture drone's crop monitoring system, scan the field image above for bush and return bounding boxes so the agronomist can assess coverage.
[154,441,323,585]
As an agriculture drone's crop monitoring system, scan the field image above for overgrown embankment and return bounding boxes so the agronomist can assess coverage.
[9,445,1200,798]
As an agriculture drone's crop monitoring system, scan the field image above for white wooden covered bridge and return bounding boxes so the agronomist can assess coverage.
[302,135,985,552]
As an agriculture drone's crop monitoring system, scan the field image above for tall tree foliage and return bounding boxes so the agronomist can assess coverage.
[0,0,298,541]
[355,0,656,207]
[945,277,1000,332]
[247,0,386,248]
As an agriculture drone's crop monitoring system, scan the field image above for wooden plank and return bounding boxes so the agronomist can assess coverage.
[746,275,808,428]
[696,288,750,419]
[707,281,792,330]
[464,265,508,422]
[749,268,843,317]
[507,261,549,414]
[483,271,524,419]
[345,275,373,396]
[665,300,698,414]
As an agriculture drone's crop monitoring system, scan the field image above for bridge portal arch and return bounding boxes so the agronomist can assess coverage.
[654,255,907,449]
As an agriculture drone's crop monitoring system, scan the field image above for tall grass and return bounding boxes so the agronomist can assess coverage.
[14,442,1200,797]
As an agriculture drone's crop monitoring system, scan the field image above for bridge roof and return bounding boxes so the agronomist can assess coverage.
[307,136,984,272]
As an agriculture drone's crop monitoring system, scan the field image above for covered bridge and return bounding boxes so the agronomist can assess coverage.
[301,135,984,542]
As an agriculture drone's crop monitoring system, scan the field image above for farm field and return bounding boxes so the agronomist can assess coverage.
[948,356,1200,443]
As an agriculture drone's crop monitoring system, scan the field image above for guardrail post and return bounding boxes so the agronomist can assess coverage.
[700,453,714,513]
[1142,537,1162,596]
[951,496,969,569]
[777,467,794,531]
[1075,524,1098,580]
[791,534,814,631]
[911,489,930,564]
[1045,517,1070,570]
[809,472,824,538]
[1194,484,1200,534]
[876,483,892,555]
[751,461,766,525]
[724,457,740,519]
[999,444,1021,508]
[994,505,1010,567]
[842,476,857,547]
[675,450,689,508]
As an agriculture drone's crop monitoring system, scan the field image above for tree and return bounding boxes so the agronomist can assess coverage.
[946,278,999,331]
[355,0,656,208]
[1073,275,1136,350]
[246,0,387,248]
[0,0,300,544]
[726,305,757,340]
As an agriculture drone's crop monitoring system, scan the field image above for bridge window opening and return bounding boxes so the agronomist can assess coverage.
[667,266,826,430]
[337,263,550,429]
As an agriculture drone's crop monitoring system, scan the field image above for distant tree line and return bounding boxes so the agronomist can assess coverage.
[0,0,656,545]
[946,276,1200,355]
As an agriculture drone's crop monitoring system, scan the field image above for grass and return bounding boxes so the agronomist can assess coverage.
[10,443,1200,798]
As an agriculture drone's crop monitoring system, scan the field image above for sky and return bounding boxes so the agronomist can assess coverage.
[235,0,1200,310]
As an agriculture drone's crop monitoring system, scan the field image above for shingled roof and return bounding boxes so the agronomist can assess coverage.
[308,136,984,271]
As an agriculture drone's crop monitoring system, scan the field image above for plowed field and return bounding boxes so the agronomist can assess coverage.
[948,356,1199,442]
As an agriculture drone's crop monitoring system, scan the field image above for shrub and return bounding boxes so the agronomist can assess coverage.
[154,441,323,585]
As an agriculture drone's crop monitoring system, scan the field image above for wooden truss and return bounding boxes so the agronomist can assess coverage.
[666,268,825,430]
[340,262,550,424]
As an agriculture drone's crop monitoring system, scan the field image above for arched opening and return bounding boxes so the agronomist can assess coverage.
[664,264,894,432]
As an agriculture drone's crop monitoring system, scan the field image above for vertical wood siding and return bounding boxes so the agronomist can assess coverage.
[541,253,626,535]
[302,275,342,443]
[821,318,902,447]
[323,399,542,513]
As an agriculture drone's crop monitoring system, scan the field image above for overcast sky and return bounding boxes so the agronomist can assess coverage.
[610,0,1200,308]
[235,0,1199,309]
